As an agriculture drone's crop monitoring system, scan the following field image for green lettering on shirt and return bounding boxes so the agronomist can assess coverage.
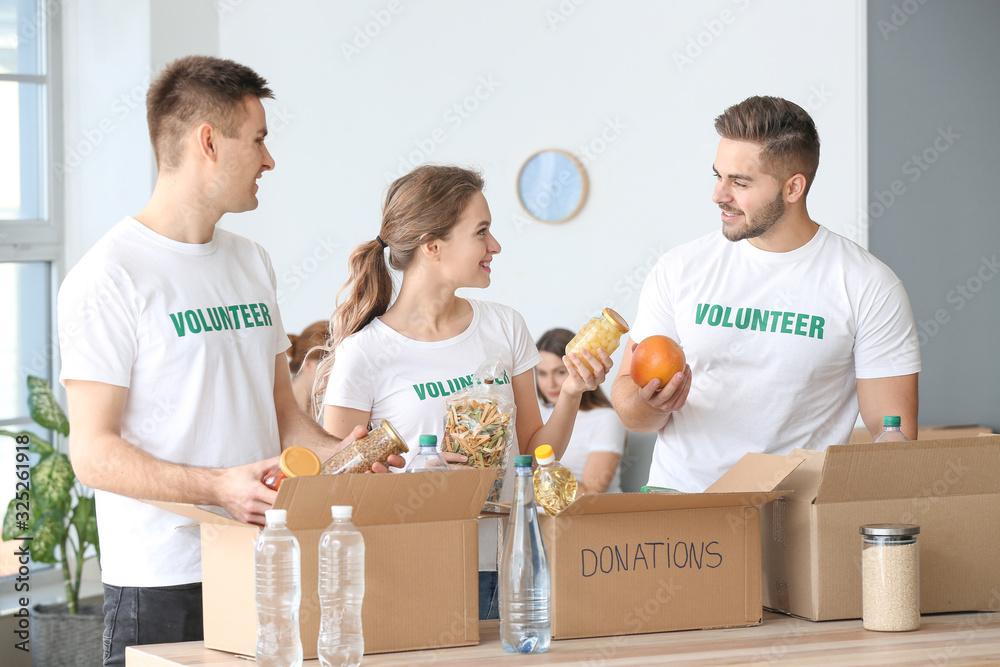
[168,302,277,337]
[169,313,186,337]
[412,374,478,401]
[693,303,828,340]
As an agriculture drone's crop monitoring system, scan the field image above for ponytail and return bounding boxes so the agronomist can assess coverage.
[311,240,392,419]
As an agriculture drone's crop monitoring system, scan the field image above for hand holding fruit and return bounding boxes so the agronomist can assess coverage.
[630,335,692,412]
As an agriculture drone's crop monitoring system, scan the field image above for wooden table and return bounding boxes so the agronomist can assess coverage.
[126,611,1000,666]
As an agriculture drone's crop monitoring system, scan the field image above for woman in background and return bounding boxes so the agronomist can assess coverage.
[536,328,626,493]
[287,320,328,416]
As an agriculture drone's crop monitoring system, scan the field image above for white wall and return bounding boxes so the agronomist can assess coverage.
[64,0,865,364]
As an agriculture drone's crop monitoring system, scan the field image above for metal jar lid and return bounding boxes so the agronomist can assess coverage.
[602,307,630,333]
[380,419,409,453]
[860,523,920,537]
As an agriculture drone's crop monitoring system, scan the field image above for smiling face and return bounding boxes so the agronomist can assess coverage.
[712,138,787,243]
[212,95,275,213]
[437,191,501,289]
[535,350,568,404]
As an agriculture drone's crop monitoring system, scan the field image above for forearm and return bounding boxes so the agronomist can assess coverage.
[858,374,919,440]
[528,391,582,459]
[278,406,345,460]
[579,452,621,494]
[71,431,225,505]
[611,375,671,433]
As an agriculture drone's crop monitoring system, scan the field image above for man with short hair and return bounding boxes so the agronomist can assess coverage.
[612,95,920,493]
[58,56,396,666]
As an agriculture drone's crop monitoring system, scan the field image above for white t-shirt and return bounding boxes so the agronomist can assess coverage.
[630,226,921,492]
[58,217,289,587]
[324,298,540,570]
[540,404,625,493]
[325,298,540,467]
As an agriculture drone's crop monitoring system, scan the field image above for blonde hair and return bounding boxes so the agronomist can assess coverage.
[310,165,485,418]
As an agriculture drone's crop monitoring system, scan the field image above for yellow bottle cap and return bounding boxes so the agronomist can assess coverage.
[279,446,322,478]
[534,444,555,464]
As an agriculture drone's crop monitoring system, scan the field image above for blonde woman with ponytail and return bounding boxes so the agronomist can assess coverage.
[313,165,612,619]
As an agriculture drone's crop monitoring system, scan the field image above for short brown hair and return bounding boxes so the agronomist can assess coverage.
[714,96,820,194]
[146,55,273,170]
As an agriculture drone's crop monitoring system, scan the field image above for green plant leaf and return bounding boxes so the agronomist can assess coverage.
[0,429,55,456]
[33,452,76,513]
[27,375,70,437]
[3,495,31,540]
[29,509,65,563]
[70,495,99,551]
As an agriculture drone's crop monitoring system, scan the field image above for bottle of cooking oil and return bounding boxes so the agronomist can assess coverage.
[532,445,578,516]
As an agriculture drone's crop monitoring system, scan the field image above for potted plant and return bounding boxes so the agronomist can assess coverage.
[3,375,103,667]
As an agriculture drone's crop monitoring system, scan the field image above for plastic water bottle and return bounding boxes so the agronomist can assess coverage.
[317,505,365,667]
[405,434,450,472]
[255,509,303,667]
[875,416,909,442]
[499,454,551,654]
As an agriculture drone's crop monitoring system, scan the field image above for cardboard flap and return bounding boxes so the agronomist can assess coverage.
[816,436,1000,503]
[555,490,787,517]
[773,448,826,502]
[146,501,246,528]
[705,452,805,493]
[275,469,498,530]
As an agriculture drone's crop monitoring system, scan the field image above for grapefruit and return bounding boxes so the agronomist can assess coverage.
[630,335,686,387]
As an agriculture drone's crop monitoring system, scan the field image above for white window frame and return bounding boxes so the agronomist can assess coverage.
[0,0,75,608]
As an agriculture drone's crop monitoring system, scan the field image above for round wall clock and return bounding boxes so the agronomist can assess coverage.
[516,149,588,223]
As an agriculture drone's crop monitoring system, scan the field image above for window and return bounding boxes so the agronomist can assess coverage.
[0,0,62,580]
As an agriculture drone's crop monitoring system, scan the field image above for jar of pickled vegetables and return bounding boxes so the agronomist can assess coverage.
[565,308,630,372]
[261,445,322,490]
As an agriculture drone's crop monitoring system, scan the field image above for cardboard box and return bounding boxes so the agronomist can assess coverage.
[848,423,993,443]
[154,469,496,658]
[538,453,803,639]
[761,436,1000,621]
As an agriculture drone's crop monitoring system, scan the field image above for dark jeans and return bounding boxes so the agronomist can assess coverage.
[102,582,203,667]
[479,571,499,620]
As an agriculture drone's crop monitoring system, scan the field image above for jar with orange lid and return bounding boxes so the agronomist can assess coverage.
[565,308,630,372]
[260,445,322,490]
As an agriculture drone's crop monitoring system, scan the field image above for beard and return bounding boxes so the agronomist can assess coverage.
[721,191,786,242]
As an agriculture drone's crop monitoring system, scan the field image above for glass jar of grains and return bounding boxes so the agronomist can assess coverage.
[320,419,409,474]
[860,523,921,631]
[565,308,630,373]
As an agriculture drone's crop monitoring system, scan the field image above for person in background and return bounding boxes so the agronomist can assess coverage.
[57,56,392,667]
[313,165,613,620]
[535,328,625,493]
[612,95,920,494]
[287,320,328,415]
